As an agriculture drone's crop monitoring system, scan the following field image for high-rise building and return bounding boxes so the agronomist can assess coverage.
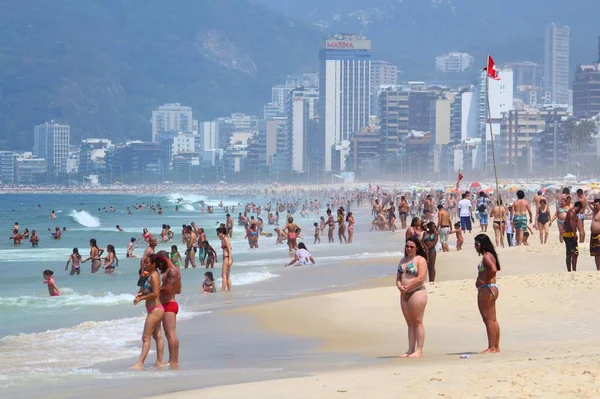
[14,152,47,183]
[573,37,600,119]
[544,23,570,105]
[151,103,193,142]
[258,118,286,169]
[287,88,319,173]
[499,108,546,174]
[435,52,474,73]
[505,61,543,107]
[378,88,409,163]
[271,85,297,113]
[319,34,372,172]
[199,122,219,151]
[33,121,70,175]
[79,139,112,174]
[370,61,398,116]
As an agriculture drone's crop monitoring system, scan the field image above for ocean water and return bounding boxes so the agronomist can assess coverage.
[0,192,401,394]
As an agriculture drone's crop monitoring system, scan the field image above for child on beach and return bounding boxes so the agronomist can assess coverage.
[523,226,534,246]
[65,248,82,275]
[313,222,321,244]
[127,238,137,258]
[43,270,60,296]
[203,241,217,269]
[170,245,183,268]
[202,271,216,293]
[451,222,464,250]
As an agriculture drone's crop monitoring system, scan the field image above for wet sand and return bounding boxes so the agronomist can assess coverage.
[148,227,600,398]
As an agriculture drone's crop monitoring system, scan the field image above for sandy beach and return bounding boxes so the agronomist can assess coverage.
[148,227,600,399]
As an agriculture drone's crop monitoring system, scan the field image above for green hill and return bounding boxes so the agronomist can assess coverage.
[0,0,320,149]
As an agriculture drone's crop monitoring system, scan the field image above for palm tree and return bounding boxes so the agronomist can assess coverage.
[562,119,597,173]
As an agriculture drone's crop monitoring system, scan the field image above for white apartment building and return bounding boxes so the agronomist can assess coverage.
[435,52,474,73]
[33,121,70,174]
[319,34,372,172]
[151,103,193,142]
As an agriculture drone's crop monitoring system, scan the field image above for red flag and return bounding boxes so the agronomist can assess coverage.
[458,172,464,181]
[483,55,501,80]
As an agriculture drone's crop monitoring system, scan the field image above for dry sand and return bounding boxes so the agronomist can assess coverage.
[149,227,600,398]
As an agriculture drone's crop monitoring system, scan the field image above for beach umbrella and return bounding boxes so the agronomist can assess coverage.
[470,182,481,188]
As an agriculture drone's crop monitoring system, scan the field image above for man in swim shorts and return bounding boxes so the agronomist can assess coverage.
[589,199,600,271]
[563,202,582,272]
[157,250,182,368]
[436,204,451,252]
[512,190,532,246]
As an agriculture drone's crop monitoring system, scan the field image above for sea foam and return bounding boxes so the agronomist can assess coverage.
[69,210,101,228]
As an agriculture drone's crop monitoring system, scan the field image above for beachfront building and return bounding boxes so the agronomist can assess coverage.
[198,122,219,152]
[430,93,454,180]
[106,142,165,183]
[498,108,546,176]
[370,61,398,115]
[531,105,570,177]
[319,34,372,173]
[287,87,319,173]
[258,118,285,171]
[544,23,570,105]
[271,85,297,114]
[33,121,70,176]
[505,61,543,108]
[79,139,112,175]
[14,152,47,183]
[0,151,16,184]
[573,39,600,119]
[435,52,474,73]
[378,88,409,164]
[348,125,381,176]
[151,103,193,143]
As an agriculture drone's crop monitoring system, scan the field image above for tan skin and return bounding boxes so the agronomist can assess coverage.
[422,227,438,283]
[82,243,104,274]
[590,201,600,271]
[437,208,451,252]
[160,258,182,368]
[131,259,164,369]
[577,192,588,243]
[396,242,428,358]
[347,214,355,243]
[489,203,506,248]
[475,243,500,354]
[405,219,421,241]
[551,198,568,244]
[536,200,551,244]
[337,210,347,244]
[283,220,301,251]
[399,198,409,229]
[218,231,233,292]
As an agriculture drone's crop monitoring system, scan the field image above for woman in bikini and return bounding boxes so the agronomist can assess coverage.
[326,210,335,243]
[405,217,421,241]
[536,198,551,244]
[346,212,355,244]
[474,233,500,354]
[283,217,301,251]
[336,208,347,244]
[131,254,165,369]
[82,238,104,274]
[489,200,506,248]
[551,197,569,244]
[397,237,428,358]
[217,227,233,292]
[65,248,82,275]
[103,244,118,273]
[422,222,438,282]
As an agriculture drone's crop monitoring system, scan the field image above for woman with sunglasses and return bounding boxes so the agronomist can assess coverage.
[396,237,428,358]
[474,234,501,354]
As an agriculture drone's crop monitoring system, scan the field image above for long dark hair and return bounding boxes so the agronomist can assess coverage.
[90,238,98,249]
[404,237,428,260]
[107,244,118,265]
[410,217,420,228]
[474,234,501,270]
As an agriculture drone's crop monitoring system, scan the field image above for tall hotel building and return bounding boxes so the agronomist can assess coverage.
[33,121,70,174]
[319,34,371,173]
[544,23,570,105]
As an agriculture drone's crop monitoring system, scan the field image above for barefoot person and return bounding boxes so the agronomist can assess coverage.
[536,198,551,244]
[131,254,164,369]
[397,237,428,358]
[156,250,182,368]
[474,234,500,354]
[512,190,532,246]
[283,217,301,251]
[436,204,451,252]
[490,200,506,248]
[589,199,600,271]
[576,189,588,243]
[217,227,233,292]
[563,202,582,272]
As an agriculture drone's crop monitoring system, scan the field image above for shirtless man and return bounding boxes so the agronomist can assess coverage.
[533,190,544,212]
[423,195,434,223]
[9,229,23,245]
[198,228,207,266]
[137,235,157,287]
[398,196,410,229]
[156,250,182,368]
[512,190,532,246]
[372,199,382,218]
[589,199,600,271]
[226,214,234,238]
[576,189,587,243]
[184,226,197,268]
[563,202,582,272]
[437,204,451,252]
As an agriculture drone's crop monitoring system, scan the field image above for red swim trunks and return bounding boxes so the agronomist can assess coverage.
[163,301,179,314]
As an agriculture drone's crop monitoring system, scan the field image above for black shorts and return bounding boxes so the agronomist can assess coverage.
[564,236,579,256]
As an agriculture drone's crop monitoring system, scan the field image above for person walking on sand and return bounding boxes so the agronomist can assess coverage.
[397,237,428,358]
[536,198,551,244]
[563,202,582,272]
[458,193,472,233]
[474,234,500,354]
[156,250,182,369]
[131,254,164,369]
[576,188,587,243]
[490,200,506,248]
[589,199,600,271]
[512,190,532,246]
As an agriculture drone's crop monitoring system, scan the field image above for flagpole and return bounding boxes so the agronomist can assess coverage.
[485,56,501,203]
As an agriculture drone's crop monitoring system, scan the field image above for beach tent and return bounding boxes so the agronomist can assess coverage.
[564,174,577,180]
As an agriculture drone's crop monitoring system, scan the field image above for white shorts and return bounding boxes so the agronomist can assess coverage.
[439,227,450,244]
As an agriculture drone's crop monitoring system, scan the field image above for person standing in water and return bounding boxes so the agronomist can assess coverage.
[65,248,82,275]
[82,238,104,273]
[347,212,355,244]
[156,250,182,369]
[103,245,118,273]
[283,217,301,251]
[217,227,233,292]
[43,270,60,296]
[474,234,500,354]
